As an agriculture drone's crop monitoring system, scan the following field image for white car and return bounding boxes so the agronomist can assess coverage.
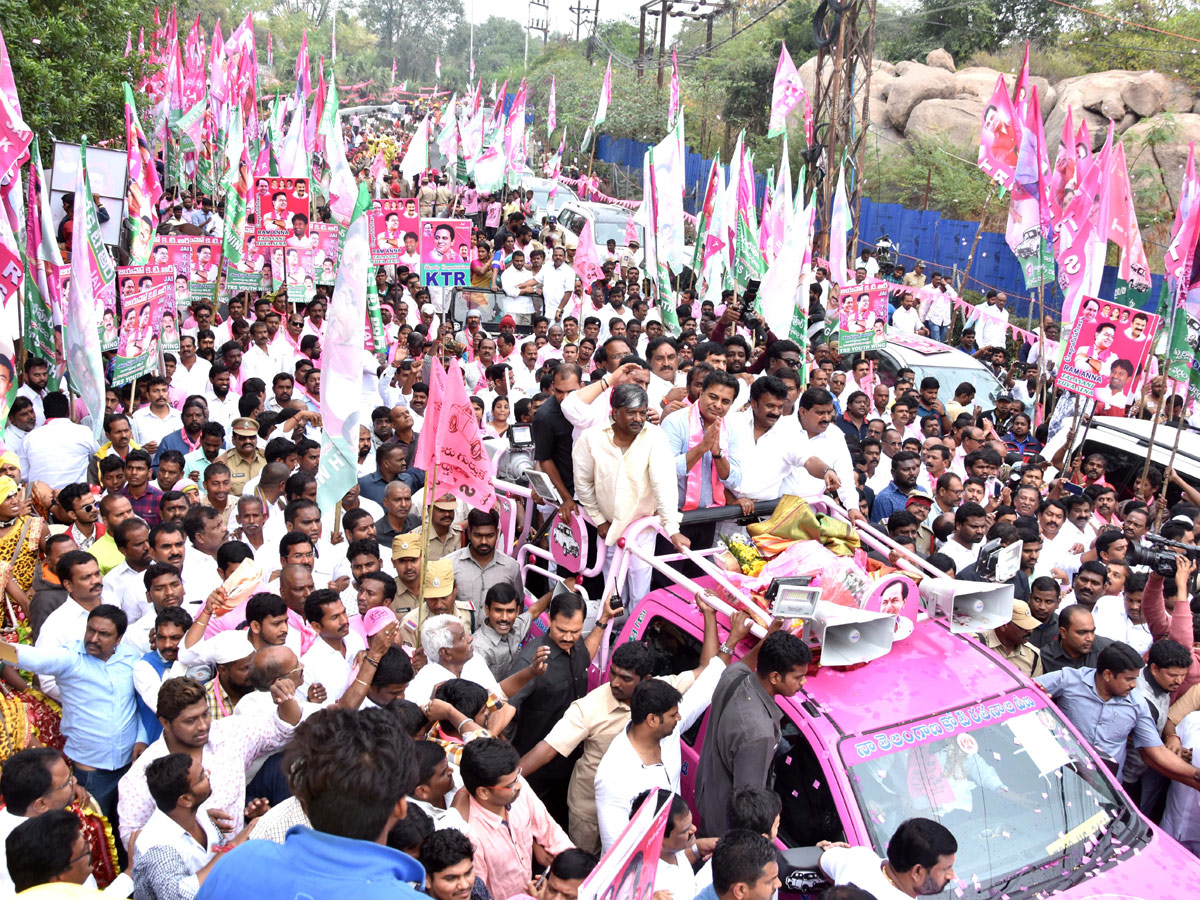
[870,331,1005,408]
[555,201,644,259]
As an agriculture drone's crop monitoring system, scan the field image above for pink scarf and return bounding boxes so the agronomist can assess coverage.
[683,402,728,511]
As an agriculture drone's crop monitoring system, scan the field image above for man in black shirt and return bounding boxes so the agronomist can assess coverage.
[507,591,618,824]
[531,363,583,517]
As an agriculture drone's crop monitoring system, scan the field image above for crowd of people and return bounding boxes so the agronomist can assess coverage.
[3,99,1200,900]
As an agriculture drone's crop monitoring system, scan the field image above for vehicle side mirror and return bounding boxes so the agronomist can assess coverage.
[778,846,830,894]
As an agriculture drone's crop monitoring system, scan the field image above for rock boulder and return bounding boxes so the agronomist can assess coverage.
[886,63,956,132]
[1121,71,1169,118]
[926,48,955,73]
[904,96,985,150]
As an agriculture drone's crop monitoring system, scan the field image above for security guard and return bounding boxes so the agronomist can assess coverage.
[980,599,1044,678]
[390,531,423,616]
[217,417,268,497]
[397,559,476,650]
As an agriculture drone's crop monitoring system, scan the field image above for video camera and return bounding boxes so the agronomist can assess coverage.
[1126,533,1200,579]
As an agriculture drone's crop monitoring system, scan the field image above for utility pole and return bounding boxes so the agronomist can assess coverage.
[526,0,549,66]
[570,1,595,42]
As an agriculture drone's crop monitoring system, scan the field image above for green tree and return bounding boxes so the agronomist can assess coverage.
[3,0,155,147]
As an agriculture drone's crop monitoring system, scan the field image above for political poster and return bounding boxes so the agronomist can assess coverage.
[111,281,172,386]
[1055,295,1160,414]
[977,78,1019,189]
[113,265,173,351]
[226,226,267,295]
[312,222,340,285]
[269,245,317,306]
[421,218,471,289]
[838,280,889,353]
[152,236,223,305]
[255,176,311,247]
[578,788,673,900]
[368,197,421,268]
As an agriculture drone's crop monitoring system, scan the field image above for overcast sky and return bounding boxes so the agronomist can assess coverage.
[463,0,693,44]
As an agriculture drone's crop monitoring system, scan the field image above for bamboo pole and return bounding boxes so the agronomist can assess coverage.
[1154,378,1185,529]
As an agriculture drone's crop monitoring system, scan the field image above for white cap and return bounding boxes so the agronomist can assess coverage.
[466,309,481,319]
[206,631,256,664]
[421,303,436,315]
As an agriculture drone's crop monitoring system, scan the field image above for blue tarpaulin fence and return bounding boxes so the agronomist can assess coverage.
[588,134,1165,323]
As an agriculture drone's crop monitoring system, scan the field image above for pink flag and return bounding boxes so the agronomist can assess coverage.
[432,360,495,511]
[668,49,681,127]
[1107,142,1151,297]
[267,31,273,66]
[767,43,805,138]
[575,218,606,291]
[547,75,557,138]
[138,27,145,54]
[391,58,396,86]
[369,149,388,182]
[1074,118,1094,183]
[702,233,726,270]
[1166,144,1199,287]
[435,55,442,79]
[1048,106,1076,223]
[296,30,311,100]
[413,359,447,473]
[1013,41,1030,116]
[125,31,132,56]
[977,76,1019,189]
[624,215,637,244]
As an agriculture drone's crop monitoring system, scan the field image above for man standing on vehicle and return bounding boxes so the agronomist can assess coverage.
[819,817,957,899]
[695,628,811,836]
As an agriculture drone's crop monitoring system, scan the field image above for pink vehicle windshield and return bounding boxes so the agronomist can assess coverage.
[840,689,1138,896]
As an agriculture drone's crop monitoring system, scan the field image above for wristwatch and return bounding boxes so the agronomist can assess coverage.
[719,641,735,655]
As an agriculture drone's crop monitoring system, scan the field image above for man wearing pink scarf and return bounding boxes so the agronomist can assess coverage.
[660,369,745,550]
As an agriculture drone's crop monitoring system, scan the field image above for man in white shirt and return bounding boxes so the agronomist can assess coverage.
[22,392,98,490]
[917,273,956,344]
[974,289,1011,351]
[405,613,549,707]
[891,292,927,335]
[132,376,185,454]
[16,356,48,425]
[938,502,988,572]
[543,247,577,321]
[594,662,726,851]
[781,387,859,511]
[172,336,212,399]
[242,320,282,386]
[299,589,366,703]
[819,817,958,900]
[729,377,840,506]
[500,250,541,323]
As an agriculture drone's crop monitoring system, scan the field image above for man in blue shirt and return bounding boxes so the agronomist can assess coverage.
[661,370,743,550]
[870,450,921,523]
[197,706,426,900]
[1036,641,1200,784]
[0,604,144,821]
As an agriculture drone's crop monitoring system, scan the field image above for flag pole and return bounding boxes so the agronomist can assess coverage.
[417,462,438,612]
[1154,378,1185,529]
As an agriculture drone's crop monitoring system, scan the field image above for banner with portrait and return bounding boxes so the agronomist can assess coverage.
[225,224,267,295]
[111,281,172,386]
[312,223,340,285]
[113,265,173,351]
[421,218,471,289]
[1055,295,1160,414]
[152,236,223,306]
[368,197,420,267]
[269,245,317,306]
[255,176,311,247]
[578,790,672,900]
[838,280,890,353]
[977,77,1019,190]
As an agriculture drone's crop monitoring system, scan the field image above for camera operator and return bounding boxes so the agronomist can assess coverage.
[955,521,1039,603]
[1142,549,1200,698]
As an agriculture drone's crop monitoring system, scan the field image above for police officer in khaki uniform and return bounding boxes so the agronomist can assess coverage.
[397,558,475,650]
[217,417,267,497]
[390,531,423,616]
[422,495,462,561]
[981,599,1044,677]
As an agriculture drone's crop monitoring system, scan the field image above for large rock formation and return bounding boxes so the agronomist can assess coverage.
[815,49,1200,170]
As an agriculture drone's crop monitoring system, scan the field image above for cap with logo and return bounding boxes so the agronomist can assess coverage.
[432,494,458,512]
[1010,599,1039,631]
[392,532,422,560]
[232,417,259,437]
[424,559,455,598]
